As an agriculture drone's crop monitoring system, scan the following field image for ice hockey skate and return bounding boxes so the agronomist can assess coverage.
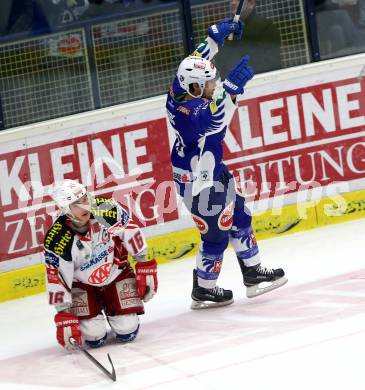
[240,263,288,298]
[191,269,233,309]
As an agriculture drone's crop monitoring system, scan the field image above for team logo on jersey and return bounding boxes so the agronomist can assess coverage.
[88,263,112,284]
[200,170,210,182]
[218,202,234,231]
[45,251,59,267]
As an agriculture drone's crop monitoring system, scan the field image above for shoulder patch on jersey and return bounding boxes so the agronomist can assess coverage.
[91,197,129,230]
[177,105,191,115]
[93,196,115,205]
[91,197,119,228]
[44,215,75,262]
[210,100,218,114]
[44,250,59,267]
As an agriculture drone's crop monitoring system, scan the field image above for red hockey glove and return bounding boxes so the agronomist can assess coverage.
[135,259,158,302]
[54,312,82,350]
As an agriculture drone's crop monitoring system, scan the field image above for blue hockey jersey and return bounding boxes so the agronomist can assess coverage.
[166,37,237,197]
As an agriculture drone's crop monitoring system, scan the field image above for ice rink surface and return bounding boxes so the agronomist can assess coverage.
[1,219,365,390]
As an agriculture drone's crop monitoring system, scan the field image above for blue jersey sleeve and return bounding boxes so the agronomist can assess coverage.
[192,37,219,61]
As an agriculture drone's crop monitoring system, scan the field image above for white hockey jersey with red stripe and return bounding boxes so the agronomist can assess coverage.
[43,196,146,310]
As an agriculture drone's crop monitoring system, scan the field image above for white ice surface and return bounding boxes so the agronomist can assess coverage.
[1,219,365,390]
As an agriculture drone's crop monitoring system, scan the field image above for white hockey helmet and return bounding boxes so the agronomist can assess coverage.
[177,56,218,97]
[52,179,87,215]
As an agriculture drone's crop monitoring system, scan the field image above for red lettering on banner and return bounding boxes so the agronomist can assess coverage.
[1,77,365,264]
[0,119,178,262]
[230,138,365,200]
[223,77,365,200]
[225,79,365,154]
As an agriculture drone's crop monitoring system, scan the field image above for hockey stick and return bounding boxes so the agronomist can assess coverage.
[70,338,117,382]
[228,0,245,40]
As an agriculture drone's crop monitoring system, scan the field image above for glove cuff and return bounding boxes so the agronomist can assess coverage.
[207,24,224,47]
[136,259,157,268]
[223,80,243,95]
[54,312,79,326]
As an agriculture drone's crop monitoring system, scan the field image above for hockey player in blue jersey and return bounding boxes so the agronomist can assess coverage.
[166,19,287,309]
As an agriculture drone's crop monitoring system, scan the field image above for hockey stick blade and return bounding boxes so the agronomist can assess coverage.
[70,338,117,382]
[228,0,245,40]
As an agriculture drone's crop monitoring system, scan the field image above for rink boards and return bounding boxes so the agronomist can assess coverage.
[1,188,365,302]
[0,53,365,302]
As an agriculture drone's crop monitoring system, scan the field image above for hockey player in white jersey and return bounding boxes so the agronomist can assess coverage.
[166,19,287,309]
[44,179,157,349]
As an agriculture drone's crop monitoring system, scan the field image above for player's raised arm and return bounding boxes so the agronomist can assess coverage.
[193,19,244,61]
[169,19,243,97]
[223,54,254,101]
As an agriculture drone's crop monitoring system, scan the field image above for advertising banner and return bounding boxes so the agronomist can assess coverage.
[225,77,365,202]
[0,58,364,270]
[0,117,178,262]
